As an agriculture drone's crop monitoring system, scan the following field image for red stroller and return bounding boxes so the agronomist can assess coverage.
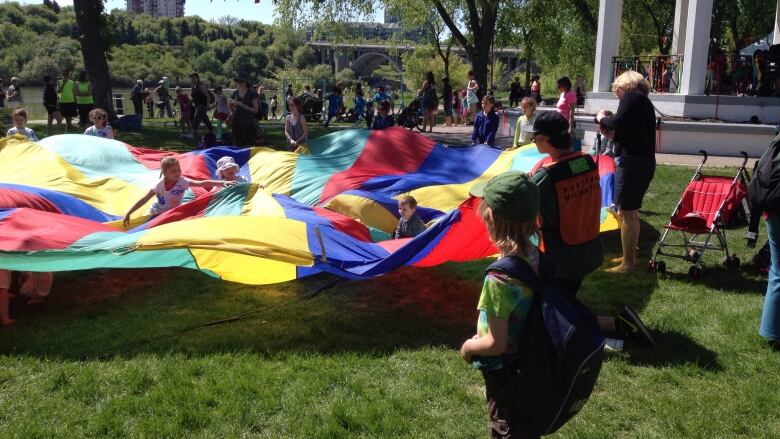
[648,150,751,278]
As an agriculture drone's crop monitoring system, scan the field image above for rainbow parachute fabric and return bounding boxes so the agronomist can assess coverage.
[0,128,617,285]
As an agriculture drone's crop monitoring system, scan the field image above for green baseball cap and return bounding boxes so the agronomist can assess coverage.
[470,171,539,221]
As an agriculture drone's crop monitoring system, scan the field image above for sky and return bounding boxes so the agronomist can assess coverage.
[8,0,381,25]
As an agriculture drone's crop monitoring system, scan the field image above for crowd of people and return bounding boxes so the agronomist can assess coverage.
[2,65,778,438]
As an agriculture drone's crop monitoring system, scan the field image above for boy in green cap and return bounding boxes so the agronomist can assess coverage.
[461,171,542,439]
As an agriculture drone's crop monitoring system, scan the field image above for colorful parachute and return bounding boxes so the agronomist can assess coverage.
[0,128,617,284]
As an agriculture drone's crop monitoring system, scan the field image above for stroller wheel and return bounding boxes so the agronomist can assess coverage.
[655,260,666,273]
[688,265,702,279]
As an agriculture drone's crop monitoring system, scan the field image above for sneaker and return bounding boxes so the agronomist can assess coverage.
[617,306,656,348]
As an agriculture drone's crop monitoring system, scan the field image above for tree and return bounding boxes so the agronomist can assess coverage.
[73,0,115,119]
[387,2,454,77]
[713,0,776,51]
[224,46,269,82]
[292,45,316,69]
[277,0,499,99]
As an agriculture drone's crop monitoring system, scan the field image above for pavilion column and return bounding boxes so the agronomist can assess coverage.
[774,0,780,45]
[592,0,623,92]
[671,0,689,55]
[679,0,713,95]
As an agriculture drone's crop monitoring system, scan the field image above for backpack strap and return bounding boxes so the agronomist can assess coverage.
[486,255,544,293]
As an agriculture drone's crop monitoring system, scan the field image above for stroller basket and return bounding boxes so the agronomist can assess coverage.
[649,150,751,278]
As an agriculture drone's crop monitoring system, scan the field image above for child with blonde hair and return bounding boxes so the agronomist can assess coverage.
[512,97,537,148]
[123,157,231,227]
[83,108,114,139]
[461,171,541,437]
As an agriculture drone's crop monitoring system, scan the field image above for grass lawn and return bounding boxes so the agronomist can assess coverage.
[1,125,779,437]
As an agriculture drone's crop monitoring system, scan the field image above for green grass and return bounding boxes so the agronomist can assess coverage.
[1,135,779,437]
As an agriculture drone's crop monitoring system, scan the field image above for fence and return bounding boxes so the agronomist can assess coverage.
[611,55,683,93]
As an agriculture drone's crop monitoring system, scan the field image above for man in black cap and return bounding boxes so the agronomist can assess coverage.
[523,111,655,347]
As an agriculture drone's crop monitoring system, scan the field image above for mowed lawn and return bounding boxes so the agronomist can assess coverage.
[1,125,779,437]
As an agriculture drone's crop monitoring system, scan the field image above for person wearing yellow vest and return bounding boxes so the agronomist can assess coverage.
[74,70,94,127]
[57,68,77,132]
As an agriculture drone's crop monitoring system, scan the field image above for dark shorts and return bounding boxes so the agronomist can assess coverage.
[614,155,655,211]
[60,102,77,118]
[45,104,60,115]
[77,103,94,125]
[483,368,541,439]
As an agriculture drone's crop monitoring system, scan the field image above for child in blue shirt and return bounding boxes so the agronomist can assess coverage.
[372,101,395,130]
[471,95,500,146]
[353,90,366,125]
[323,86,343,127]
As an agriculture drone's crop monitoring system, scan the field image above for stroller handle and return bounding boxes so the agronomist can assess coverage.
[739,151,749,168]
[699,150,708,163]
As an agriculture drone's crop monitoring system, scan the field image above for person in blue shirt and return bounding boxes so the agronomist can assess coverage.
[372,101,395,130]
[373,86,391,106]
[323,86,343,127]
[471,95,500,146]
[353,89,366,126]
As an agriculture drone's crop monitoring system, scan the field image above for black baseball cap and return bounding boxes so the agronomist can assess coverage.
[521,111,569,137]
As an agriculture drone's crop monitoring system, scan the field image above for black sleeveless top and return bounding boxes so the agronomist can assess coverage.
[192,81,207,106]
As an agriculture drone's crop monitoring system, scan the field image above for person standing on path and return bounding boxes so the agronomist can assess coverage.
[597,71,657,273]
[421,71,437,133]
[464,70,479,125]
[74,71,94,127]
[441,75,453,127]
[189,72,214,141]
[57,68,77,132]
[131,80,144,116]
[509,77,523,108]
[6,77,22,109]
[42,75,62,135]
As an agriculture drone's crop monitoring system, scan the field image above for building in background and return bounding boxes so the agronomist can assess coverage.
[126,0,185,18]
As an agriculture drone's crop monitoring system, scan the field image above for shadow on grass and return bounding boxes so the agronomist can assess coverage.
[0,265,480,361]
[581,220,661,316]
[659,268,767,295]
[624,330,722,371]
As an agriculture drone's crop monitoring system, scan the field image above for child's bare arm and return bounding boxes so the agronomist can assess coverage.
[459,314,509,362]
[123,190,155,227]
[189,179,235,188]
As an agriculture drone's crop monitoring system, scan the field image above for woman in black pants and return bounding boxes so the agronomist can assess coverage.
[597,71,656,273]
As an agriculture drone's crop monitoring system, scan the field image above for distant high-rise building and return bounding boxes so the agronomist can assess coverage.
[127,0,185,17]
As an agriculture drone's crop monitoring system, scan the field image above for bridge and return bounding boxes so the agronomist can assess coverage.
[306,41,524,78]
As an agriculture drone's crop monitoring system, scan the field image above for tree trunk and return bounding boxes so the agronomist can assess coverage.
[73,0,116,120]
[471,2,498,103]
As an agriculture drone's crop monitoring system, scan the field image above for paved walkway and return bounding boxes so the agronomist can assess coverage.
[421,125,753,168]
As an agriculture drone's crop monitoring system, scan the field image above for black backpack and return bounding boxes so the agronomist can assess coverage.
[486,256,605,436]
[747,133,780,241]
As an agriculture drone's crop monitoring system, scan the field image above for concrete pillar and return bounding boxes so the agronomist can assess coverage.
[680,0,713,95]
[592,0,624,92]
[774,0,780,45]
[671,0,688,55]
[334,53,348,73]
